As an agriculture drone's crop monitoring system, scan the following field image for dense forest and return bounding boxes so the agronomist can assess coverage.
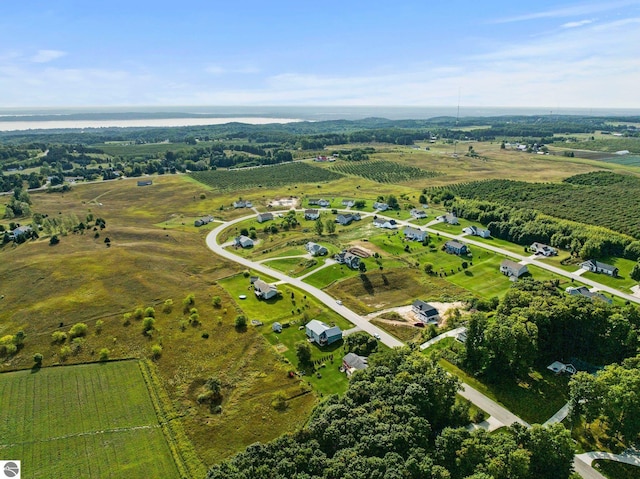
[206,348,575,479]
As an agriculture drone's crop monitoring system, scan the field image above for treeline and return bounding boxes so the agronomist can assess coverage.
[206,348,574,479]
[435,171,640,242]
[462,280,640,381]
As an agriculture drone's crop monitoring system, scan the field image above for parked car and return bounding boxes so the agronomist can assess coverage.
[413,322,425,328]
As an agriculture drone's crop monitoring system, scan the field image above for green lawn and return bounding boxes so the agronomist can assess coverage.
[447,254,513,299]
[469,235,530,256]
[581,257,638,292]
[0,361,180,479]
[264,256,327,277]
[304,263,361,289]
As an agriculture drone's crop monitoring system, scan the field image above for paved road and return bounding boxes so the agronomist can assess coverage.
[458,382,530,429]
[573,457,608,479]
[576,451,640,467]
[544,401,572,426]
[419,327,466,350]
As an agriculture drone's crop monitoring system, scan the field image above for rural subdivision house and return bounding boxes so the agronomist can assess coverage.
[403,226,428,242]
[137,179,153,186]
[565,286,613,304]
[253,279,279,300]
[373,201,389,211]
[342,352,368,377]
[580,259,619,277]
[8,225,33,241]
[410,208,427,219]
[437,213,459,225]
[234,235,254,248]
[462,225,491,238]
[336,213,361,226]
[257,212,274,223]
[305,319,342,346]
[272,322,283,333]
[306,242,328,256]
[304,209,320,220]
[341,199,355,208]
[412,300,440,324]
[444,240,469,255]
[500,259,529,279]
[233,200,248,208]
[194,215,214,227]
[373,218,398,229]
[334,250,361,269]
[308,198,330,207]
[530,242,557,256]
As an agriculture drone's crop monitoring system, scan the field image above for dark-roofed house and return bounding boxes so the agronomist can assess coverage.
[194,215,214,227]
[254,279,279,300]
[335,250,360,269]
[257,212,274,223]
[306,242,328,256]
[444,240,468,255]
[530,242,557,256]
[580,259,618,277]
[412,300,440,324]
[342,353,368,377]
[410,208,427,219]
[462,225,491,238]
[306,320,342,346]
[373,218,397,229]
[403,226,427,242]
[566,286,613,304]
[500,259,529,279]
[304,209,320,220]
[234,235,254,248]
[336,213,360,226]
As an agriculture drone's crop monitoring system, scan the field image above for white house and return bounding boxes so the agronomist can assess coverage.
[373,218,397,229]
[306,242,328,256]
[257,212,274,223]
[254,279,279,300]
[373,202,389,211]
[412,300,440,324]
[410,209,427,219]
[500,259,528,279]
[438,213,459,225]
[580,260,619,277]
[341,199,355,208]
[530,242,557,256]
[305,320,342,346]
[234,235,254,248]
[462,225,491,238]
[335,251,360,269]
[403,226,427,242]
[304,209,320,220]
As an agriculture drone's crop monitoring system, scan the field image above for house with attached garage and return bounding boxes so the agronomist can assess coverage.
[565,286,612,304]
[403,226,428,242]
[306,242,328,256]
[373,218,397,229]
[580,259,619,277]
[194,215,214,227]
[334,250,361,269]
[444,240,469,255]
[500,259,529,279]
[304,209,320,220]
[234,235,254,248]
[341,199,355,208]
[463,225,491,238]
[336,213,361,226]
[233,200,253,208]
[530,242,557,256]
[316,199,331,207]
[306,320,342,346]
[342,352,368,377]
[437,213,459,225]
[410,208,427,219]
[373,201,389,211]
[257,212,274,223]
[412,300,440,324]
[253,279,279,300]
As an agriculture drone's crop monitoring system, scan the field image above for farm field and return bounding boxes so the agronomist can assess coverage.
[329,159,440,183]
[0,361,180,479]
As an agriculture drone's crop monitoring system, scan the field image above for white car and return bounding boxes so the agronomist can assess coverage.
[374,333,381,340]
[336,300,342,305]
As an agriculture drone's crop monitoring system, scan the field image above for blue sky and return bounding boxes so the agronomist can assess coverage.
[1,0,639,107]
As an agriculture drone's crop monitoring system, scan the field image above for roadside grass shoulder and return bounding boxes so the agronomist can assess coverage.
[370,318,423,343]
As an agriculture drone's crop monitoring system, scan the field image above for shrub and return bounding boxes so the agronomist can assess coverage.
[212,296,222,308]
[98,348,109,361]
[68,323,88,339]
[133,307,145,320]
[235,314,247,330]
[142,317,155,332]
[95,320,104,333]
[151,344,162,359]
[59,346,72,360]
[49,235,59,245]
[122,312,132,326]
[183,293,196,311]
[201,332,209,339]
[33,353,43,365]
[144,306,156,318]
[51,331,67,343]
[271,392,288,411]
[162,299,173,313]
[71,337,85,353]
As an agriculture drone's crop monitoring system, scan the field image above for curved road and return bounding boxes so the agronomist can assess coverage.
[205,208,631,479]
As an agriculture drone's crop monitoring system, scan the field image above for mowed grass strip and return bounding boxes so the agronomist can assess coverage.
[0,361,180,479]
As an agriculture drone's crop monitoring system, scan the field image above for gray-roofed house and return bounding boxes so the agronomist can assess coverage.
[566,286,613,304]
[444,240,469,255]
[438,213,459,225]
[318,199,330,207]
[137,180,153,186]
[304,209,320,220]
[373,218,397,229]
[530,242,557,256]
[233,200,247,208]
[410,208,427,219]
[462,225,491,238]
[257,212,274,223]
[412,300,440,324]
[580,259,619,277]
[373,201,389,211]
[342,199,355,208]
[254,279,279,300]
[336,213,360,226]
[342,352,368,377]
[500,259,529,279]
[272,322,283,333]
[334,250,361,269]
[234,235,254,248]
[305,319,342,346]
[403,226,428,242]
[194,215,214,227]
[9,225,33,241]
[306,242,328,256]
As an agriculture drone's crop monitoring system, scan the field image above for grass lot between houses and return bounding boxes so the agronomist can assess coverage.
[0,361,183,479]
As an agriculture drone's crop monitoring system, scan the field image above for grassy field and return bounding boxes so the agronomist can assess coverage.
[370,318,423,343]
[0,361,181,479]
[580,257,638,291]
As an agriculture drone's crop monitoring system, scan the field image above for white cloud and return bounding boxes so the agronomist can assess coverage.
[31,49,67,63]
[493,0,640,24]
[205,65,259,75]
[562,19,594,28]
